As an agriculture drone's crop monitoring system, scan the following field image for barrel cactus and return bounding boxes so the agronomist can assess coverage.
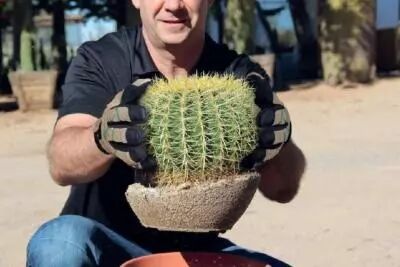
[140,74,259,186]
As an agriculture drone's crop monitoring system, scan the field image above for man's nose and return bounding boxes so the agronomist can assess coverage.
[164,0,184,11]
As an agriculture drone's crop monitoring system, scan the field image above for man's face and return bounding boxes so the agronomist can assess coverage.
[132,0,213,45]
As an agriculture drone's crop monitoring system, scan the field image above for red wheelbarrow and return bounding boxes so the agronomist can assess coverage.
[121,252,270,267]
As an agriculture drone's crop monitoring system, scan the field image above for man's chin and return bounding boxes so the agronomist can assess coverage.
[159,31,192,46]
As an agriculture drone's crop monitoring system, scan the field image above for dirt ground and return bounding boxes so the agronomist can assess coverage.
[0,78,399,267]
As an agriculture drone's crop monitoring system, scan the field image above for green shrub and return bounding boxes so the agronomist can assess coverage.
[141,75,259,186]
[20,30,35,71]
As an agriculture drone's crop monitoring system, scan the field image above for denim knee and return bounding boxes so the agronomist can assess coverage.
[27,215,98,266]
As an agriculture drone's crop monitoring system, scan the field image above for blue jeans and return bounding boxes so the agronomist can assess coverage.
[27,215,291,267]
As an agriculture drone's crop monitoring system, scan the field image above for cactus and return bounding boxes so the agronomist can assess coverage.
[19,30,49,71]
[141,75,259,186]
[20,30,35,71]
[224,0,255,54]
[319,0,376,84]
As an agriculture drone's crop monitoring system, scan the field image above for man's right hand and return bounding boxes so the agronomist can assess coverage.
[93,79,157,170]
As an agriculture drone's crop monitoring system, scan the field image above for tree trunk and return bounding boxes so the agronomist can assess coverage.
[319,0,376,85]
[52,0,67,72]
[0,28,3,74]
[224,0,255,54]
[289,0,321,79]
[12,0,32,69]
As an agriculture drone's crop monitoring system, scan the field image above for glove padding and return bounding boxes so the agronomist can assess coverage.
[93,79,156,170]
[225,56,291,170]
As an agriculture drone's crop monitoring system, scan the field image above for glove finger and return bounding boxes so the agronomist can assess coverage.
[224,55,252,78]
[128,105,148,123]
[128,145,148,163]
[140,156,158,171]
[264,146,283,161]
[272,107,290,126]
[105,106,130,123]
[102,127,125,144]
[104,126,145,145]
[113,145,149,169]
[113,150,139,168]
[240,148,266,171]
[107,105,147,124]
[257,108,275,127]
[273,124,291,144]
[246,72,274,108]
[258,106,289,127]
[126,126,146,145]
[259,127,275,147]
[259,125,290,147]
[120,79,151,105]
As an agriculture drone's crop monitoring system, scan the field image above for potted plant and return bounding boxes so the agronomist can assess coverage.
[125,75,261,232]
[8,29,57,111]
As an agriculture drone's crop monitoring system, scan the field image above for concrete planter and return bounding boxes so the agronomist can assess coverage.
[8,70,58,111]
[126,173,260,232]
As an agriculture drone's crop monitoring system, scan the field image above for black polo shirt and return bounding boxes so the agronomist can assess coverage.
[59,26,243,251]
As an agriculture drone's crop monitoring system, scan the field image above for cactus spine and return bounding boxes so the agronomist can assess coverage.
[141,75,259,186]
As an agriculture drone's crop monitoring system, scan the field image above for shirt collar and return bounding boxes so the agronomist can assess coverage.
[190,34,218,75]
[132,27,159,77]
[132,27,217,78]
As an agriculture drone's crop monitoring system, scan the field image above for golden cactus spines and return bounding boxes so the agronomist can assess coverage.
[141,75,259,186]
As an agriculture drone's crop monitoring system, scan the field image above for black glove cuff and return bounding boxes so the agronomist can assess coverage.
[94,127,110,155]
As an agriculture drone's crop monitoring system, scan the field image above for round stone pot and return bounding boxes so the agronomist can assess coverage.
[125,173,260,232]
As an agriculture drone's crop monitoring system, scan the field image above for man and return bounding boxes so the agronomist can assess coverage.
[27,0,306,266]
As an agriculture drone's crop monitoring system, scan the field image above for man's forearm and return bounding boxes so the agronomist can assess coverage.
[47,126,114,186]
[257,140,306,203]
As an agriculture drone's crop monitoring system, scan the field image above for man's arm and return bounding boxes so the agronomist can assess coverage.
[47,114,114,186]
[257,140,306,203]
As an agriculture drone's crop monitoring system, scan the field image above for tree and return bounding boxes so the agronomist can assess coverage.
[0,0,12,73]
[11,0,33,69]
[319,0,376,85]
[69,0,139,28]
[224,0,255,54]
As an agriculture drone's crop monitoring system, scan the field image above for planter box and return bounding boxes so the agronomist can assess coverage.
[126,173,260,232]
[8,70,58,111]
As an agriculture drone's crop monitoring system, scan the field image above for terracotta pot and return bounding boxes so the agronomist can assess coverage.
[8,70,58,111]
[120,252,268,267]
[125,173,260,232]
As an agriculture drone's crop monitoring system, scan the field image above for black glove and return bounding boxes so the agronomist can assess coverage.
[225,56,291,170]
[93,78,157,170]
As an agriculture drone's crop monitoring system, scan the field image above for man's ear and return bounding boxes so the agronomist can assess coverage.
[131,0,140,9]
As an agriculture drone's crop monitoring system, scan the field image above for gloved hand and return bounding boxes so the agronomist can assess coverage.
[225,56,291,170]
[93,79,157,170]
